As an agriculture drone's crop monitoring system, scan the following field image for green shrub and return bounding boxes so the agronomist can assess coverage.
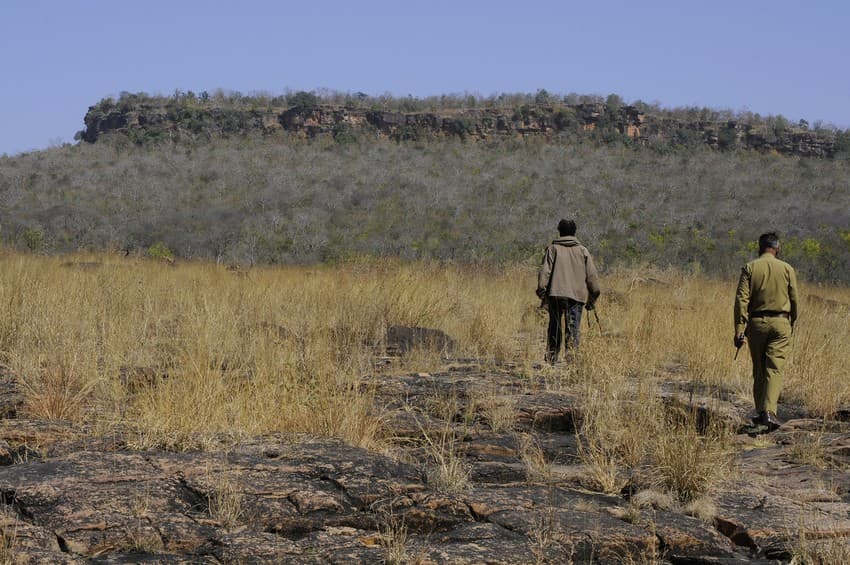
[22,227,45,252]
[148,242,175,262]
[288,91,319,108]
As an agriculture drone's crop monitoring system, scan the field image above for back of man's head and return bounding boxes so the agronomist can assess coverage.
[558,219,577,237]
[758,232,780,254]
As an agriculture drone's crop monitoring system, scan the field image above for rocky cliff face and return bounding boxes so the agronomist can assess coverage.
[82,101,841,158]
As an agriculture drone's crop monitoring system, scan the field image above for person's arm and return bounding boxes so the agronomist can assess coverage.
[734,266,751,340]
[585,252,601,304]
[788,266,799,328]
[537,246,554,299]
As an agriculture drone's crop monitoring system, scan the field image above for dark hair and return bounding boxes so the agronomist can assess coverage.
[558,219,577,236]
[758,232,780,253]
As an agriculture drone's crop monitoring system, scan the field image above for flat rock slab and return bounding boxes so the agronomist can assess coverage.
[0,432,748,563]
[3,366,850,562]
[713,425,850,560]
[0,435,546,563]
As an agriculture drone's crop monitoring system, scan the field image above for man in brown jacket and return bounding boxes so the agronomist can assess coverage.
[537,219,601,363]
[734,232,799,432]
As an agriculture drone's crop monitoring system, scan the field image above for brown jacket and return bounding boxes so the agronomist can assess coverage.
[537,236,601,303]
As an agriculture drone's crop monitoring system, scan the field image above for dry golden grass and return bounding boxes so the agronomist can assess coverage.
[785,291,850,417]
[480,389,517,433]
[518,433,553,484]
[374,505,412,565]
[0,251,848,463]
[647,414,734,503]
[421,425,472,494]
[204,462,244,529]
[787,429,831,468]
[0,508,16,565]
[789,512,850,564]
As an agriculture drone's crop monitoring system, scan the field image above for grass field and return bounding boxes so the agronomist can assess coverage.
[1,250,847,455]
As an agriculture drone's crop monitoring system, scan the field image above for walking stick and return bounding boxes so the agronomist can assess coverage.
[734,333,745,360]
[586,304,603,336]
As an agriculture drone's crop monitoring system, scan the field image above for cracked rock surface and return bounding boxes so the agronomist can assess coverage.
[1,363,850,563]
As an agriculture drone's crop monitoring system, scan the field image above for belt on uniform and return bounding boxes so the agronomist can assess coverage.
[749,311,789,319]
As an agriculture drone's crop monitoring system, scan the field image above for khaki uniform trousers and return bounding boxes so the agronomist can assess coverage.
[746,316,792,414]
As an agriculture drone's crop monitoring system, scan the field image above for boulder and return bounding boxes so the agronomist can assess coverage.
[386,325,456,355]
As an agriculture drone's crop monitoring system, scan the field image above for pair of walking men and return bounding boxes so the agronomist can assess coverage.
[538,223,798,433]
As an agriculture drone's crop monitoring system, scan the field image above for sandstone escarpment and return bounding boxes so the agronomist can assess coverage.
[81,97,843,158]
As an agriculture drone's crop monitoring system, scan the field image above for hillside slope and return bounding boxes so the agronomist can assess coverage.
[2,92,849,280]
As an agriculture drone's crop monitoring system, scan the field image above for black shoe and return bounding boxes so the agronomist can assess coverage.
[764,412,782,431]
[741,415,769,436]
[745,423,770,437]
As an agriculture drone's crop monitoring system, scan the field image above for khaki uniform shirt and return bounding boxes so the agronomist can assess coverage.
[734,253,799,335]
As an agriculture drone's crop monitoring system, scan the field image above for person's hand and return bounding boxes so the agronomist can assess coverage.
[734,333,746,348]
[585,301,595,311]
[536,288,546,300]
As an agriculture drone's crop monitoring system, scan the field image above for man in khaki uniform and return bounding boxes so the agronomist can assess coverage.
[734,232,799,432]
[537,219,601,363]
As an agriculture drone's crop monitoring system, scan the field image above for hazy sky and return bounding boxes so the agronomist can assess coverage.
[2,0,849,156]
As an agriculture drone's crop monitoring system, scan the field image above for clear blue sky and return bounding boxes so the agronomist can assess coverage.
[2,0,849,156]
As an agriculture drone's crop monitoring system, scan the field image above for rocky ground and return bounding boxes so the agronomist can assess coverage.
[1,352,850,563]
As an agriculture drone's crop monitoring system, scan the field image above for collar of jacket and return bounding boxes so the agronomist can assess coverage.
[552,236,580,247]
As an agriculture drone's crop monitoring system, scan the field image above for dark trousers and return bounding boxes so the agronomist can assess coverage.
[546,297,584,362]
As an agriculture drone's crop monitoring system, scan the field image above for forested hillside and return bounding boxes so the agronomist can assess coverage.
[2,91,849,281]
